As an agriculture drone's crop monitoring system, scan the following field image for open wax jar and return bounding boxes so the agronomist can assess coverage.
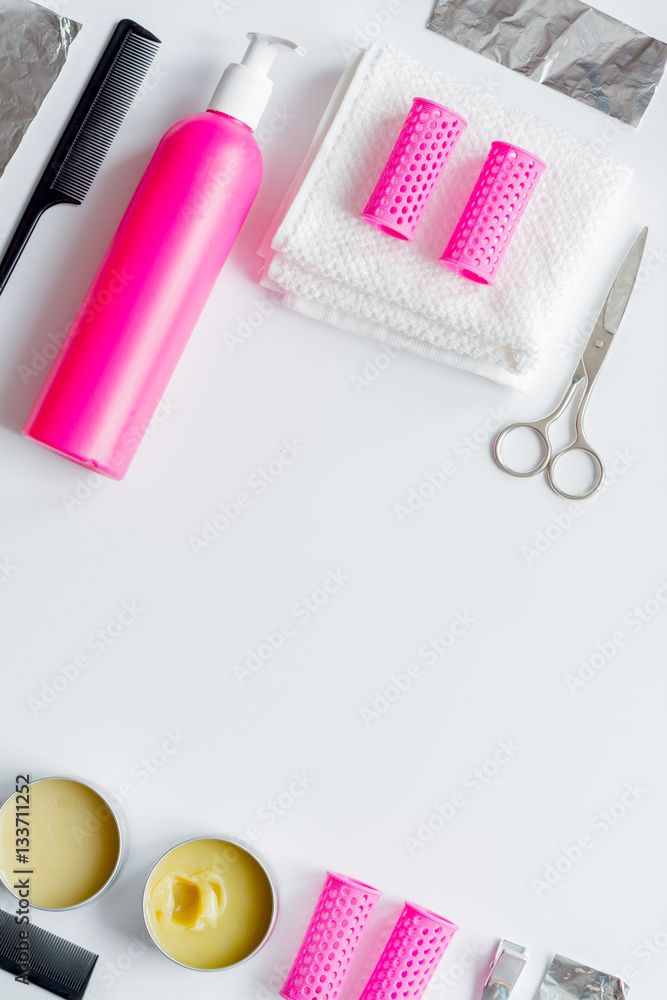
[0,776,125,909]
[143,836,277,971]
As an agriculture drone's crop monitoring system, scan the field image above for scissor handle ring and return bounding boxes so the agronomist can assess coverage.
[547,445,605,500]
[494,422,551,478]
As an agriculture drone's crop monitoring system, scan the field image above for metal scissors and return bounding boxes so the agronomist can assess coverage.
[494,227,647,500]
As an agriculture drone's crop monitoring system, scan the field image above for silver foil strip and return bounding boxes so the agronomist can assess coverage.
[427,0,667,127]
[0,0,82,177]
[536,954,629,1000]
[482,940,527,1000]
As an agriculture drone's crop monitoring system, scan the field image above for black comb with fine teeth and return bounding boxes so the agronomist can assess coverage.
[0,908,99,998]
[0,19,160,297]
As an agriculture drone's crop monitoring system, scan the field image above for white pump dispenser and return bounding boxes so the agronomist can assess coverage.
[209,32,305,131]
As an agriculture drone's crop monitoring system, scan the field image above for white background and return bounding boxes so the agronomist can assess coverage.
[1,0,667,998]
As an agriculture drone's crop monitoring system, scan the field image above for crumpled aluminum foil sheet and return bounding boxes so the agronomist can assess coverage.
[427,0,667,127]
[0,0,82,177]
[536,954,629,1000]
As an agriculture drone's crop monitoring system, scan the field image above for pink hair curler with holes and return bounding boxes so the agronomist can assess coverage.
[281,872,382,1000]
[358,902,458,1000]
[360,98,467,241]
[440,141,546,285]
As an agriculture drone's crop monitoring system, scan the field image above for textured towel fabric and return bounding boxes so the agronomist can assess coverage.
[259,44,634,390]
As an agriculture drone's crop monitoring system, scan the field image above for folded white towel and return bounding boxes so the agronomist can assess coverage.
[259,43,634,390]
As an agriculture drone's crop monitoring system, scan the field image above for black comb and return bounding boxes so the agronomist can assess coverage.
[0,908,98,999]
[0,18,161,297]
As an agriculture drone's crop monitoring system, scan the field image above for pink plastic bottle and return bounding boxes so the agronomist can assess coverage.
[24,33,304,479]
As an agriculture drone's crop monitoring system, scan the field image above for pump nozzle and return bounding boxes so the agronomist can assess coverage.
[209,31,306,132]
[242,33,306,74]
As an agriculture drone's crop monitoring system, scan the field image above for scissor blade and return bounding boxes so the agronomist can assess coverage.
[601,227,648,336]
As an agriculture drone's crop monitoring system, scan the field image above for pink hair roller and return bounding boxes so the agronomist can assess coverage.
[281,872,382,1000]
[360,98,467,241]
[440,141,546,285]
[358,902,458,1000]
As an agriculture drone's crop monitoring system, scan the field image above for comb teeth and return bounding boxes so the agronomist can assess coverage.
[0,909,98,999]
[53,30,160,203]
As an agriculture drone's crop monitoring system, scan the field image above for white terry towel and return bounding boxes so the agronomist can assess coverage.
[259,44,634,390]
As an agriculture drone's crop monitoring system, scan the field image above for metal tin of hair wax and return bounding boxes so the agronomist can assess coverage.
[143,835,278,972]
[0,775,127,910]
